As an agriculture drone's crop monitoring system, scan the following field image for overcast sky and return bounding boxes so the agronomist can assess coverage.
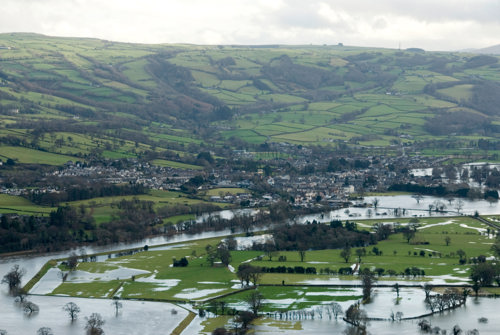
[2,0,499,50]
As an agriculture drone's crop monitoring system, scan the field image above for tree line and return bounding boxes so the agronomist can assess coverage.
[26,183,146,206]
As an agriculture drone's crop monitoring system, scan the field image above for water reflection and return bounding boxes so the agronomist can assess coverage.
[297,195,500,223]
[0,294,188,335]
[254,293,500,335]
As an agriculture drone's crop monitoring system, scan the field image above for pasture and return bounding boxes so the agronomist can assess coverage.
[0,194,54,215]
[1,36,499,163]
[34,216,496,308]
[0,146,78,165]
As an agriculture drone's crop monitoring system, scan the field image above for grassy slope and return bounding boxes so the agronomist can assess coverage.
[0,194,54,215]
[1,34,499,166]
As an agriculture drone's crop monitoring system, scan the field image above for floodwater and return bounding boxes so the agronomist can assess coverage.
[0,293,188,335]
[1,195,500,334]
[189,195,500,227]
[297,195,500,222]
[254,289,500,334]
[0,230,230,335]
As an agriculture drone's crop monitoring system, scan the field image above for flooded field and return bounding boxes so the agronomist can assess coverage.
[0,293,188,335]
[1,195,500,334]
[253,290,500,335]
[298,195,500,222]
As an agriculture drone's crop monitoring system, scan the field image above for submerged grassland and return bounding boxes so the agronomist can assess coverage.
[37,216,495,306]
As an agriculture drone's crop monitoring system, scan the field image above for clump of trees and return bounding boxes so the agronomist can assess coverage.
[258,265,317,274]
[266,220,384,252]
[418,319,479,335]
[205,242,232,267]
[343,302,367,331]
[426,288,467,313]
[173,257,189,267]
[27,183,146,206]
[236,264,262,287]
[469,261,498,296]
[359,268,377,302]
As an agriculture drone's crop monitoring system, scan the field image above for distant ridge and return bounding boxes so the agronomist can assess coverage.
[466,44,500,55]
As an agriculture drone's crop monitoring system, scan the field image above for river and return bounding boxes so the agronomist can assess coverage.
[1,195,500,334]
[0,230,232,335]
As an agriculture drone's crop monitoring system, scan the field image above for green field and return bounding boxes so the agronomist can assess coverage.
[0,194,54,215]
[219,286,363,312]
[48,237,240,300]
[0,146,78,165]
[65,189,228,224]
[151,159,203,170]
[37,216,494,307]
[0,34,499,165]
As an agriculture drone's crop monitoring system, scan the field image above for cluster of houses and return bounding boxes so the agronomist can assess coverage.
[1,150,451,210]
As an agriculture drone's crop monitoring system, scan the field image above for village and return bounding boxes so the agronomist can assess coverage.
[1,146,479,212]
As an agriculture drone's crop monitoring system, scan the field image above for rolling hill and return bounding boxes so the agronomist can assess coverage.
[1,33,500,166]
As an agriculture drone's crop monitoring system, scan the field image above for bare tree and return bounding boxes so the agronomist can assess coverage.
[433,200,446,212]
[412,194,423,204]
[1,264,26,294]
[455,199,464,213]
[14,287,28,303]
[58,270,68,283]
[111,297,123,316]
[298,249,306,262]
[248,269,262,287]
[262,240,279,262]
[246,290,264,315]
[85,313,105,335]
[326,302,342,320]
[23,301,40,315]
[37,327,53,335]
[63,302,81,321]
[423,283,433,301]
[236,264,261,287]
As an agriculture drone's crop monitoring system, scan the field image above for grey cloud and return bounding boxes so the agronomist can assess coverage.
[0,0,499,50]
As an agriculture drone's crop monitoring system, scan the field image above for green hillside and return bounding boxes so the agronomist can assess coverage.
[1,33,500,166]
